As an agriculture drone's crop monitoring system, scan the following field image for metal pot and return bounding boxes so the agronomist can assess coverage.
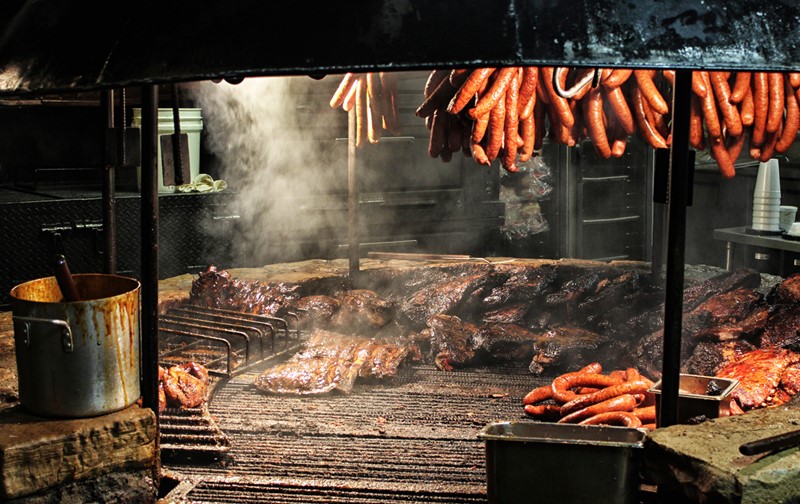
[10,274,140,418]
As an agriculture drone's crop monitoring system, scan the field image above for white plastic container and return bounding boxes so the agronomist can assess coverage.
[779,206,798,232]
[131,108,203,193]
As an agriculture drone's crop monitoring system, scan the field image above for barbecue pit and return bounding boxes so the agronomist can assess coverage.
[2,2,800,503]
[1,257,800,502]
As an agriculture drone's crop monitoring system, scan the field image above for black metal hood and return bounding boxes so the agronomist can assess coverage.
[1,0,799,96]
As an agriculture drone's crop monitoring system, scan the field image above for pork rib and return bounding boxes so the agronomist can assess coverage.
[253,330,410,395]
[716,348,800,410]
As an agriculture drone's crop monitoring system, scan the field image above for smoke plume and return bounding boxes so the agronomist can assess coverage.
[187,76,348,266]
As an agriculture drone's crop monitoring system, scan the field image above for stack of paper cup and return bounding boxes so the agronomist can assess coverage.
[752,159,781,232]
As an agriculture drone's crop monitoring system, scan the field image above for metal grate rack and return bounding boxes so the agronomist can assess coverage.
[159,405,232,462]
[161,362,545,502]
[159,304,301,377]
[158,304,304,462]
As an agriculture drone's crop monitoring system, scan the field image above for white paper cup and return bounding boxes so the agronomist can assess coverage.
[754,203,781,214]
[779,206,798,231]
[752,213,780,228]
[787,222,800,236]
[752,223,780,231]
[752,206,780,214]
[754,212,781,219]
[754,159,781,195]
[754,195,781,201]
[753,206,780,213]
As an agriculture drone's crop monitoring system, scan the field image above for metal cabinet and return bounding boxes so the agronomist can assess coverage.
[564,136,652,262]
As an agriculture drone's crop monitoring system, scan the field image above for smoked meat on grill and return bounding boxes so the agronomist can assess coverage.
[159,362,211,412]
[253,329,411,395]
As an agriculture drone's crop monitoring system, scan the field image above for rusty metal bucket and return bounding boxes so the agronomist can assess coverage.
[10,274,140,418]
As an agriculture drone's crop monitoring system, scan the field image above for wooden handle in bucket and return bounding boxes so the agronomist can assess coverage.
[53,254,80,302]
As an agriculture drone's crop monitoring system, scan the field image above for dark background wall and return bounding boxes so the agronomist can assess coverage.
[0,82,799,310]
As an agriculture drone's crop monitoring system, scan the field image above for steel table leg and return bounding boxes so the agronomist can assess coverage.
[725,241,734,271]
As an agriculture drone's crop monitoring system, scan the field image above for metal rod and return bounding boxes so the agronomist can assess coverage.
[171,83,185,185]
[651,203,666,283]
[101,89,117,274]
[140,84,161,481]
[366,252,471,261]
[659,69,692,429]
[725,241,734,271]
[347,106,359,276]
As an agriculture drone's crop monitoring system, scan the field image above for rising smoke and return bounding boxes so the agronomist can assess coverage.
[188,76,349,266]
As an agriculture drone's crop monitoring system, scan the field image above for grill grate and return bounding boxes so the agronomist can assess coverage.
[158,305,304,463]
[186,479,489,504]
[162,361,548,503]
[159,405,231,462]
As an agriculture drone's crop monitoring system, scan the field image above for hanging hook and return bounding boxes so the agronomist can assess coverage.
[553,67,598,99]
[592,68,602,88]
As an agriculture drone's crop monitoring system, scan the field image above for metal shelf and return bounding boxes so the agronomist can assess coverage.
[713,227,800,254]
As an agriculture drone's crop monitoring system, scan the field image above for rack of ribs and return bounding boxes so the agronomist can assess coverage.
[716,348,800,410]
[253,329,412,395]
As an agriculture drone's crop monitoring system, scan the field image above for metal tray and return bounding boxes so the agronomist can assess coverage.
[477,422,646,504]
[649,373,739,426]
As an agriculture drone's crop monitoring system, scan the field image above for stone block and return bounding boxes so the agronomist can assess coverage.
[644,404,800,503]
[0,404,156,500]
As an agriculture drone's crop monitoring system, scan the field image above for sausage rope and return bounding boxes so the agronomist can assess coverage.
[329,72,400,148]
[523,364,656,430]
[398,67,800,177]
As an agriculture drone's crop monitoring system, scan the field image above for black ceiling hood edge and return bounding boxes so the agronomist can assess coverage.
[0,0,798,98]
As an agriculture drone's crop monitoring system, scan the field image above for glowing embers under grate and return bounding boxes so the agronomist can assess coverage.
[158,304,301,377]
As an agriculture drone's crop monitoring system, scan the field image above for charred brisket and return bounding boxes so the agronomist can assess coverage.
[329,289,395,334]
[682,339,757,376]
[528,325,622,376]
[401,270,507,329]
[469,323,538,363]
[288,295,341,329]
[424,314,480,371]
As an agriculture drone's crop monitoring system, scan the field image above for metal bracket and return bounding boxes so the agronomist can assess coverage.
[13,315,74,352]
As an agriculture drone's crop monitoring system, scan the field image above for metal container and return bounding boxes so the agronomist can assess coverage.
[477,422,646,504]
[649,373,739,426]
[11,274,140,418]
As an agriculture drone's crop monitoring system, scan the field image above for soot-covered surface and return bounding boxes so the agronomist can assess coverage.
[162,361,542,503]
